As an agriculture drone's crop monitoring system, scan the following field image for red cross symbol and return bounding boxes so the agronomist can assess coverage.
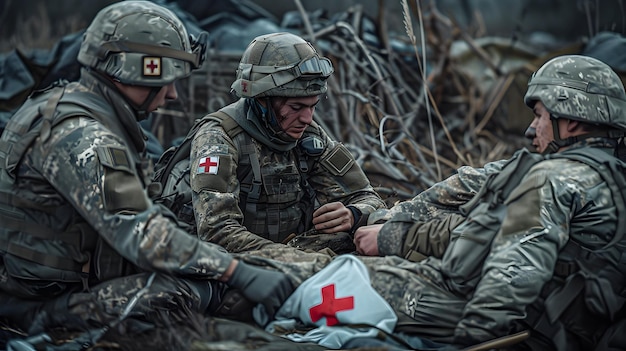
[309,284,354,326]
[146,60,158,72]
[241,81,248,92]
[198,156,219,174]
[143,57,161,76]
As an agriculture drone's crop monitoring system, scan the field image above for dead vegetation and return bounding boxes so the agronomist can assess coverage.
[0,0,594,206]
[153,0,569,207]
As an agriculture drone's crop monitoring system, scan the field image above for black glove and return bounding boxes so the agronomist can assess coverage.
[227,261,294,319]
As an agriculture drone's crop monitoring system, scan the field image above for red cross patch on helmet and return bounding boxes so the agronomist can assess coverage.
[143,57,162,76]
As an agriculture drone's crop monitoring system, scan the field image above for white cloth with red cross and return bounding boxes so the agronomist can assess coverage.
[259,254,398,349]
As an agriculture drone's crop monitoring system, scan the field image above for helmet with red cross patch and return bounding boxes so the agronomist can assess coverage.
[77,1,206,87]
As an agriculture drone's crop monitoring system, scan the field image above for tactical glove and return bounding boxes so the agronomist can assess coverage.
[227,261,294,319]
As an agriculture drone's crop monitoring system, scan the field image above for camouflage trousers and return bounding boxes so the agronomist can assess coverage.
[0,273,221,335]
[235,247,467,344]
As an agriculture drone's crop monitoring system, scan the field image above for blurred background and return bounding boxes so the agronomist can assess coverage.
[2,0,625,53]
[2,0,626,204]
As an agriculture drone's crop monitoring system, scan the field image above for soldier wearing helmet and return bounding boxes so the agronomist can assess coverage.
[320,55,626,350]
[523,55,626,154]
[188,32,386,253]
[0,2,294,337]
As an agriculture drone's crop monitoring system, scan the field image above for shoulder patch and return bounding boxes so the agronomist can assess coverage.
[196,155,220,175]
[96,146,133,172]
[191,154,233,192]
[320,144,355,176]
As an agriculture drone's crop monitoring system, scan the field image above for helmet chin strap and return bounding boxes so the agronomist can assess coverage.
[545,117,585,154]
[92,69,159,121]
[544,116,619,155]
[134,87,161,121]
[254,98,297,143]
[543,118,567,154]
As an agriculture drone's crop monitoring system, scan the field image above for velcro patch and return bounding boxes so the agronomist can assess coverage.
[96,146,132,172]
[321,144,355,176]
[197,156,220,175]
[143,57,161,76]
[191,154,232,193]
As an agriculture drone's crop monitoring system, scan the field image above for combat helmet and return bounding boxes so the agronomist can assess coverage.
[231,32,333,98]
[524,55,626,131]
[77,1,206,87]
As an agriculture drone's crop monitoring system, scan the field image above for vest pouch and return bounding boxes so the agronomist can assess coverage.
[246,171,305,241]
[246,205,304,242]
[581,257,626,319]
[161,158,192,216]
[92,238,129,282]
[261,172,301,204]
[2,252,80,299]
[441,202,503,294]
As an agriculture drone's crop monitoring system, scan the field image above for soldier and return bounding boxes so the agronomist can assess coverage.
[244,55,626,350]
[189,32,386,253]
[0,1,293,338]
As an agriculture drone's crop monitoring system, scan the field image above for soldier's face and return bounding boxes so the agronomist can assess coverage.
[116,82,178,112]
[525,101,555,153]
[274,95,319,139]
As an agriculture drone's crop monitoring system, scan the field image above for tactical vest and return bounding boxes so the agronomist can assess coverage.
[459,147,626,351]
[0,83,140,298]
[152,111,319,243]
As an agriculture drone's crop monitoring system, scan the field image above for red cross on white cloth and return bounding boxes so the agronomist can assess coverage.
[197,156,219,174]
[309,284,355,326]
[259,255,398,349]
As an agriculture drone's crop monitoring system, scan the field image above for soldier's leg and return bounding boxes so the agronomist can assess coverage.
[1,273,222,336]
[360,255,466,344]
[63,273,220,333]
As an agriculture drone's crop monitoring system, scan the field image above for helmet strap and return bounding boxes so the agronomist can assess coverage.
[544,116,626,154]
[252,98,296,143]
[135,87,161,121]
[92,68,160,121]
[544,117,575,154]
[263,97,281,130]
[266,98,298,143]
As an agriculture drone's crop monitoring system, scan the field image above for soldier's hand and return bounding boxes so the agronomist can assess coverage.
[226,261,294,319]
[353,224,383,256]
[312,202,352,233]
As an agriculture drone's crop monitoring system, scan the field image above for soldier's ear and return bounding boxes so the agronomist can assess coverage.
[564,119,581,135]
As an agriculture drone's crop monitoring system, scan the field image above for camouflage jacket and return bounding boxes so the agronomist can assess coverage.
[416,139,626,345]
[190,98,386,252]
[369,158,507,260]
[0,69,233,299]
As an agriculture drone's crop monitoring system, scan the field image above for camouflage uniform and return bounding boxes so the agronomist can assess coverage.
[190,33,386,252]
[239,55,626,350]
[191,100,386,252]
[0,1,237,334]
[369,159,506,261]
[241,137,626,350]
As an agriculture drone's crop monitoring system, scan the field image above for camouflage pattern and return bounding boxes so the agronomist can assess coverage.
[370,158,507,259]
[77,1,205,87]
[231,32,331,98]
[240,137,626,348]
[191,98,386,252]
[45,274,215,333]
[368,55,626,260]
[524,55,626,130]
[0,69,234,329]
